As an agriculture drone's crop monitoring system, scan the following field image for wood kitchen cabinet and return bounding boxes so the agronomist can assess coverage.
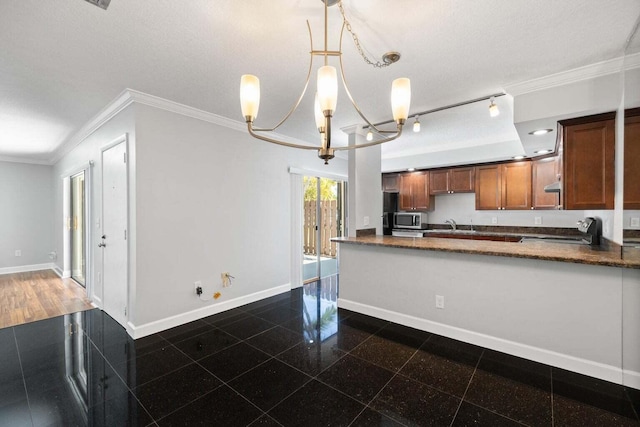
[475,162,532,210]
[624,110,640,209]
[560,113,615,210]
[382,173,400,192]
[429,167,475,195]
[532,157,560,210]
[398,171,433,211]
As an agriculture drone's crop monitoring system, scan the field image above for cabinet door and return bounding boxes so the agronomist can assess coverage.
[624,114,640,209]
[429,170,449,194]
[532,157,559,210]
[411,171,432,210]
[382,173,400,192]
[449,167,475,193]
[475,165,501,210]
[563,117,615,210]
[502,162,532,210]
[398,173,415,211]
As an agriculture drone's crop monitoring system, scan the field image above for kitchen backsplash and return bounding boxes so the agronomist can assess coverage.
[424,193,632,229]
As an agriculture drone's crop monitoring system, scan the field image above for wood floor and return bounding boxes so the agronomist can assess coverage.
[0,269,94,329]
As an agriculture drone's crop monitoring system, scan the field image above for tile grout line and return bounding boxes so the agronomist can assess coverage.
[83,320,157,423]
[448,348,484,427]
[344,332,431,427]
[11,326,35,427]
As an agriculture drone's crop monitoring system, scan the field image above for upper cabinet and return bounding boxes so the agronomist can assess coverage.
[532,157,560,210]
[382,173,400,192]
[625,110,640,209]
[398,171,433,211]
[429,167,475,195]
[560,113,615,210]
[475,162,532,210]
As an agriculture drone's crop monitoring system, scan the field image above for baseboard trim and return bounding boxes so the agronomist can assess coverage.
[52,266,64,277]
[127,283,291,339]
[338,298,625,386]
[623,369,640,391]
[0,263,55,276]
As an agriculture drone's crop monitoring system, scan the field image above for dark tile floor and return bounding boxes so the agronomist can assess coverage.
[1,276,639,426]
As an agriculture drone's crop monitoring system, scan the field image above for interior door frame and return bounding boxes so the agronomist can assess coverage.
[100,134,129,326]
[61,162,93,298]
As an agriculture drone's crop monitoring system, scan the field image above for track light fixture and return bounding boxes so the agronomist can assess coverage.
[489,97,500,117]
[413,115,421,133]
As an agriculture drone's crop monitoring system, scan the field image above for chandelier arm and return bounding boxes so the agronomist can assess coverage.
[247,123,319,150]
[334,124,404,151]
[337,22,385,134]
[252,21,315,133]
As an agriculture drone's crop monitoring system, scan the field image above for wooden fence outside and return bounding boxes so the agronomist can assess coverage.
[304,200,339,257]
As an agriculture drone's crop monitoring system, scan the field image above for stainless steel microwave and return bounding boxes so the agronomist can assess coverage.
[393,212,428,229]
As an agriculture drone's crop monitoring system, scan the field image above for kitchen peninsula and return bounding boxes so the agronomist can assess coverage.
[334,235,640,389]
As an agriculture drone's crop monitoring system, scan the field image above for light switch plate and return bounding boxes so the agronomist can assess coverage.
[435,295,444,309]
[534,217,542,225]
[363,216,370,226]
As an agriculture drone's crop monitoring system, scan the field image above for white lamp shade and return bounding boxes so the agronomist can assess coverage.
[314,93,325,130]
[391,78,411,122]
[317,66,338,113]
[413,120,421,133]
[240,74,260,120]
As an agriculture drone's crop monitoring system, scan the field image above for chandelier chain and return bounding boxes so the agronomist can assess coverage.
[337,1,392,68]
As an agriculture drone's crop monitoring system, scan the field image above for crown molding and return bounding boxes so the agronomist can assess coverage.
[49,88,311,165]
[505,53,640,96]
[0,155,52,165]
[49,89,135,164]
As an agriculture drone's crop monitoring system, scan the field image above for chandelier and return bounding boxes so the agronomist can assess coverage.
[240,0,411,164]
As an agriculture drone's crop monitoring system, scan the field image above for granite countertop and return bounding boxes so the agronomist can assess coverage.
[333,235,640,269]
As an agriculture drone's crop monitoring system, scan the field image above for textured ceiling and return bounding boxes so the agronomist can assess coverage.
[0,0,639,165]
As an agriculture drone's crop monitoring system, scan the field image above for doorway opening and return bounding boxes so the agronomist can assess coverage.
[70,171,86,286]
[302,176,346,283]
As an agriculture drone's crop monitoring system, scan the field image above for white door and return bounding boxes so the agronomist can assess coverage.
[101,139,128,327]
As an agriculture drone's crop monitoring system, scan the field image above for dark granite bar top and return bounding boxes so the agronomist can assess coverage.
[333,235,640,269]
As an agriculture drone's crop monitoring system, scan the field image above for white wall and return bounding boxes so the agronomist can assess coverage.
[0,161,53,271]
[347,129,382,235]
[338,243,640,388]
[52,105,137,303]
[132,104,347,328]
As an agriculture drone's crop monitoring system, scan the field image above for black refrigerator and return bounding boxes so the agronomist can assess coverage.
[382,192,398,235]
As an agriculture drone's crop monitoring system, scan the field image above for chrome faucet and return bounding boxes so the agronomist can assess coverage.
[445,219,457,230]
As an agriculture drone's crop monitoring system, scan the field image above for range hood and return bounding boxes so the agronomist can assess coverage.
[543,181,561,193]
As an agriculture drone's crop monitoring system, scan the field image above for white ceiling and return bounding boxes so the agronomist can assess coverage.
[1,0,639,166]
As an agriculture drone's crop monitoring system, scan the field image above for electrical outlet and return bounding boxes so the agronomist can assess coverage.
[194,281,202,296]
[435,295,444,309]
[363,216,370,226]
[631,217,640,227]
[15,250,21,257]
[491,217,498,224]
[534,216,542,225]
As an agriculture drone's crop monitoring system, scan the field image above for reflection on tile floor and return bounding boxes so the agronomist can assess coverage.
[0,275,639,426]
